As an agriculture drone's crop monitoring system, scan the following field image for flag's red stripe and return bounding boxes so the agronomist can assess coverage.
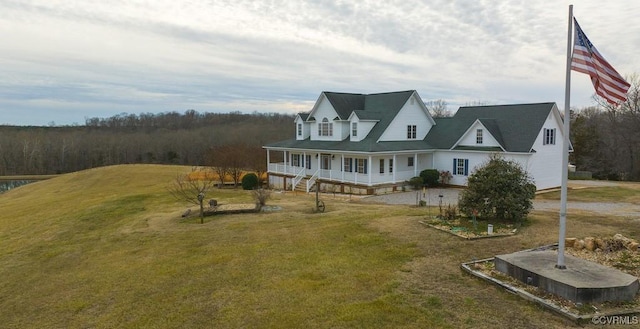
[570,19,630,105]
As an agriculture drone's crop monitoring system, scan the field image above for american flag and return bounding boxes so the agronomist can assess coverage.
[571,18,630,105]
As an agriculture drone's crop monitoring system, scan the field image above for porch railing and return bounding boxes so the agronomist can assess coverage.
[306,170,319,193]
[269,162,417,186]
[291,167,306,191]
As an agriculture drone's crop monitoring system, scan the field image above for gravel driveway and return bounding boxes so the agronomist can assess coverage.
[361,181,640,218]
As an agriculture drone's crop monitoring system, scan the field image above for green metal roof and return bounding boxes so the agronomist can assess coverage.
[426,102,556,152]
[266,92,557,154]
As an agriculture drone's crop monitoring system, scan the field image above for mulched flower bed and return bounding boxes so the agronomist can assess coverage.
[420,217,518,239]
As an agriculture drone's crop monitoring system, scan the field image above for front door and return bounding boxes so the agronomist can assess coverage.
[321,154,331,170]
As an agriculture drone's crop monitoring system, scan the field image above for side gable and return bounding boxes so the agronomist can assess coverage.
[426,102,556,153]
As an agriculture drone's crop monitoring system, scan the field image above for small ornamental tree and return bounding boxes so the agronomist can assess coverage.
[458,155,536,223]
[168,167,217,224]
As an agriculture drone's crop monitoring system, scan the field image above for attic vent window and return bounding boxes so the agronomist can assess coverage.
[476,129,483,144]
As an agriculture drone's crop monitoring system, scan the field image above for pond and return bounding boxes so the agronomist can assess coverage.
[0,180,34,193]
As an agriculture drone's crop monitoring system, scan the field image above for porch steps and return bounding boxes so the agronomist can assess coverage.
[293,177,316,193]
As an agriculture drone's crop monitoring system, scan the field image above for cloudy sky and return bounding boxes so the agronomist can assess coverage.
[1,1,638,126]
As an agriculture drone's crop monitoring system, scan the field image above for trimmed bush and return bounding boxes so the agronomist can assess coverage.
[241,173,259,190]
[420,169,440,187]
[408,176,424,190]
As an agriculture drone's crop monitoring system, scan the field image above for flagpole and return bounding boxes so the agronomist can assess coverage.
[556,4,573,270]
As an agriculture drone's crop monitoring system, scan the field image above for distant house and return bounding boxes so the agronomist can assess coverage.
[263,90,566,194]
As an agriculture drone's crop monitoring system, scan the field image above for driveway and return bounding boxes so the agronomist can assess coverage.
[360,181,640,218]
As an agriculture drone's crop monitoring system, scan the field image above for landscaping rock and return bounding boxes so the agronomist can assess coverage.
[627,241,639,252]
[595,238,606,250]
[584,237,596,251]
[565,238,577,248]
[574,239,585,250]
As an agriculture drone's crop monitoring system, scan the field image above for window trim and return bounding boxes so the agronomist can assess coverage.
[292,154,301,167]
[352,122,357,137]
[543,128,556,145]
[318,118,333,137]
[453,158,469,176]
[407,125,417,139]
[476,129,483,144]
[355,158,368,174]
[343,157,353,172]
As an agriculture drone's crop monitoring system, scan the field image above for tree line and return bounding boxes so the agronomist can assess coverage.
[570,75,640,181]
[1,75,639,182]
[0,111,292,176]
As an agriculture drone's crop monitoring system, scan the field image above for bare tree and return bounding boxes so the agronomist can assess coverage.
[425,99,451,118]
[168,167,217,223]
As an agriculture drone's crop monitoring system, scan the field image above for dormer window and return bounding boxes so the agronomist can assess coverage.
[476,129,483,144]
[319,118,333,137]
[352,122,358,137]
[297,123,302,137]
[407,125,417,139]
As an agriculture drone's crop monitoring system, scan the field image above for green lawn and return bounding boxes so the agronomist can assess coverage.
[0,165,636,328]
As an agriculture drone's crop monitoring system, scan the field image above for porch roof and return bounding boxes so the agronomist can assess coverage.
[264,138,436,153]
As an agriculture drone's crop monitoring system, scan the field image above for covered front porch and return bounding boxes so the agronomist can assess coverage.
[265,148,434,193]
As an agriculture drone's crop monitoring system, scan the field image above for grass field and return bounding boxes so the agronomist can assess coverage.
[0,165,638,328]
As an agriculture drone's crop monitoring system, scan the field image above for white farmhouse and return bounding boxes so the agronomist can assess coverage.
[263,90,565,194]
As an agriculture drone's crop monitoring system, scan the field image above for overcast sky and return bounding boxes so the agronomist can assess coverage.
[1,1,638,126]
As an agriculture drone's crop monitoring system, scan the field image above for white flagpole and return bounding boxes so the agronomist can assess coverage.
[556,4,573,269]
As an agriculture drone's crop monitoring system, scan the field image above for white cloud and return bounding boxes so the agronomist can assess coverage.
[0,0,638,125]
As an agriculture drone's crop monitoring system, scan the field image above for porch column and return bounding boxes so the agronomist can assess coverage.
[393,154,397,183]
[414,152,418,177]
[303,151,307,174]
[341,154,344,180]
[368,155,372,185]
[283,150,287,174]
[317,152,321,172]
[266,149,270,172]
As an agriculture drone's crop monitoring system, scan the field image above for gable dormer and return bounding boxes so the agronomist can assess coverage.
[348,111,379,142]
[377,91,435,142]
[453,119,505,151]
[307,92,356,141]
[295,113,310,140]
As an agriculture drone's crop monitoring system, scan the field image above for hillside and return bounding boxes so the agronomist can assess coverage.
[1,165,636,328]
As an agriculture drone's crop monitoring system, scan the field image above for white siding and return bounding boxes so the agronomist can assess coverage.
[349,116,377,142]
[526,110,564,190]
[378,94,434,141]
[457,121,502,148]
[432,151,495,186]
[295,116,310,140]
[338,121,350,140]
[309,96,341,141]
